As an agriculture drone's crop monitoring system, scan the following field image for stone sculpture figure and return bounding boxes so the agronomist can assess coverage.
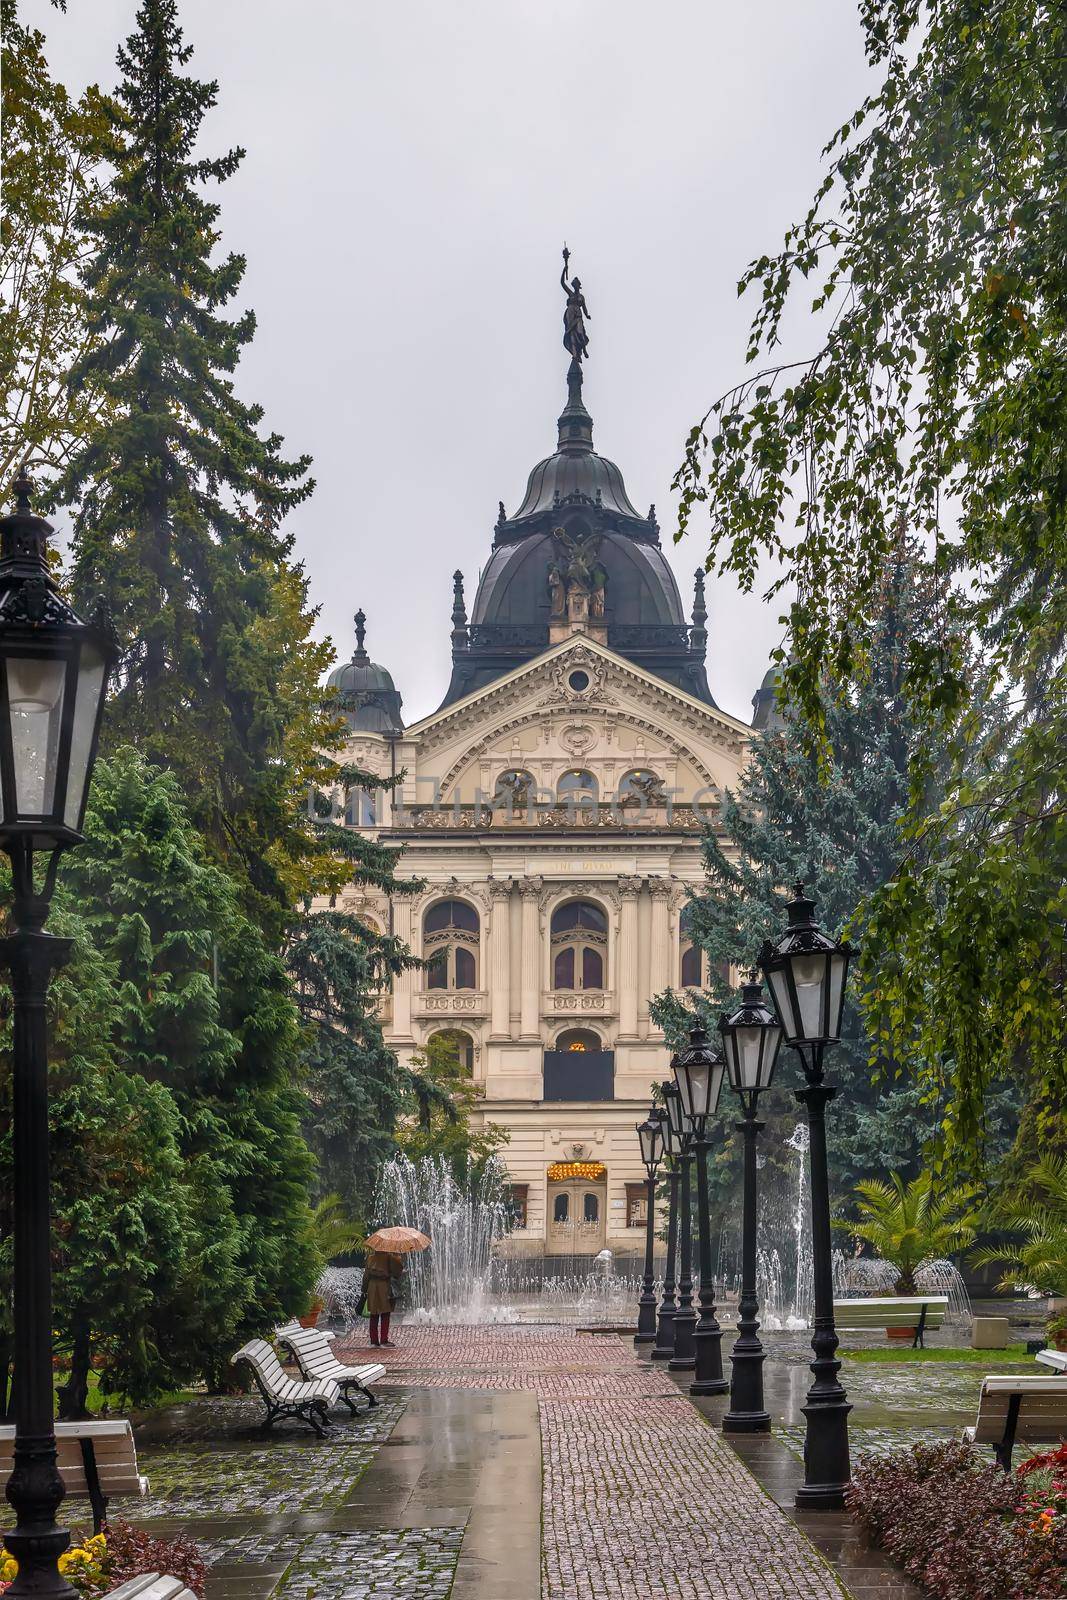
[560,246,591,362]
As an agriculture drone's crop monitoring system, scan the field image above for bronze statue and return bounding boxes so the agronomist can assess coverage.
[550,526,607,625]
[561,246,591,363]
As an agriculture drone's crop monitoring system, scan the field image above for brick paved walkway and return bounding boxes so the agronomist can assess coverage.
[337,1325,847,1599]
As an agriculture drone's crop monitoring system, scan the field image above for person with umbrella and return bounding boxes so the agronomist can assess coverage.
[359,1227,430,1347]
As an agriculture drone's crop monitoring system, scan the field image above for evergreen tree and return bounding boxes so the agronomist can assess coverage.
[56,0,336,937]
[654,542,1017,1205]
[58,748,317,1390]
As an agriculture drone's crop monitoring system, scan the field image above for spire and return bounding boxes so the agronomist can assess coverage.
[690,570,708,659]
[352,609,369,664]
[451,570,468,652]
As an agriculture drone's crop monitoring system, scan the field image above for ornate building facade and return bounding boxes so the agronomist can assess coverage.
[327,276,758,1260]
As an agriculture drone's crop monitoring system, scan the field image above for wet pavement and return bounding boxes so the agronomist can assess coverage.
[105,1322,1042,1600]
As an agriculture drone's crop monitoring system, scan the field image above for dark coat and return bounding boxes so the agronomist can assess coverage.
[360,1249,403,1315]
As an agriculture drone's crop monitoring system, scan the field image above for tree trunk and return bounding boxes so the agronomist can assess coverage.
[56,1320,92,1420]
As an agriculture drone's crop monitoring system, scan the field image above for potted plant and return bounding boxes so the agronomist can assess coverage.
[971,1156,1067,1337]
[299,1293,324,1329]
[299,1194,365,1327]
[840,1172,979,1339]
[1047,1312,1067,1352]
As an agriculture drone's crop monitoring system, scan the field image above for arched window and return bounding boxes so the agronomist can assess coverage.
[556,1028,602,1053]
[423,899,479,991]
[551,901,607,991]
[556,769,598,809]
[583,1192,600,1224]
[493,768,536,815]
[346,785,378,827]
[618,769,666,809]
[432,1028,475,1074]
[553,1192,570,1224]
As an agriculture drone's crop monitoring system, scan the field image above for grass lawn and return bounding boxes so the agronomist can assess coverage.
[52,1368,200,1415]
[841,1344,1034,1364]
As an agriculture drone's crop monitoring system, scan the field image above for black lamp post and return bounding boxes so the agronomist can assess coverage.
[667,1098,696,1373]
[0,472,115,1599]
[672,1023,728,1397]
[634,1107,664,1347]
[759,883,853,1509]
[719,975,783,1433]
[651,1082,682,1361]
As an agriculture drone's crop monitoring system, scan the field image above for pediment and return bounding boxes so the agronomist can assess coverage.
[402,636,749,800]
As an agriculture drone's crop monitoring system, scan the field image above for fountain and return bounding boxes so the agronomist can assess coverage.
[755,1122,814,1330]
[832,1251,972,1325]
[375,1153,516,1324]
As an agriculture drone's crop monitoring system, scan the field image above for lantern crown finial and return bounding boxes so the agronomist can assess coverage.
[0,467,53,577]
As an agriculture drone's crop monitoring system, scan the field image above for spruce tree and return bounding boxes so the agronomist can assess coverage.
[57,0,335,936]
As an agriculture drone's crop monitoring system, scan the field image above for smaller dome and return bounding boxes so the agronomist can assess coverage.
[751,662,785,732]
[328,611,403,733]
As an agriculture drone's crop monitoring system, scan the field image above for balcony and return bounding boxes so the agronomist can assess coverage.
[543,1049,615,1102]
[543,989,613,1017]
[412,989,489,1018]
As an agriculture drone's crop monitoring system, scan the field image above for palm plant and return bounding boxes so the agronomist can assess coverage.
[838,1172,980,1295]
[970,1157,1067,1298]
[309,1194,365,1264]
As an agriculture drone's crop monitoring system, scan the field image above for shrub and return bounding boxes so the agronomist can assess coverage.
[0,1524,206,1600]
[847,1440,1067,1600]
[99,1522,207,1598]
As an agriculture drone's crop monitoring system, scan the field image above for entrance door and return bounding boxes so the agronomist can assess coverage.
[546,1179,607,1255]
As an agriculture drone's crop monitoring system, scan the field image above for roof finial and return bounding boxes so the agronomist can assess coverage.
[690,569,708,661]
[451,570,468,652]
[557,247,594,456]
[353,609,369,664]
[14,463,33,513]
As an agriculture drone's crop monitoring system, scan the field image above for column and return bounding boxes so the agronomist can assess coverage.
[392,889,416,1039]
[648,878,671,1032]
[519,876,542,1039]
[618,875,640,1038]
[488,877,512,1039]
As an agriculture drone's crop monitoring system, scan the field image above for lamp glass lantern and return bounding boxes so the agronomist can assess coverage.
[0,487,114,855]
[660,1082,684,1158]
[759,885,852,1048]
[720,978,783,1096]
[636,1112,664,1172]
[671,1024,725,1128]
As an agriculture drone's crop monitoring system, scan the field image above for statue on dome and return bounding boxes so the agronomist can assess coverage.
[560,246,591,363]
[550,526,607,629]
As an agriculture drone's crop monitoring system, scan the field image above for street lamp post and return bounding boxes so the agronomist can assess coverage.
[634,1107,664,1347]
[672,1023,728,1397]
[760,883,853,1510]
[0,472,115,1599]
[651,1082,682,1361]
[667,1106,696,1373]
[719,976,783,1433]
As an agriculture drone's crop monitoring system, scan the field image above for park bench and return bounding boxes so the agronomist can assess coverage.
[0,1419,147,1534]
[1036,1348,1067,1373]
[963,1374,1067,1470]
[231,1338,339,1436]
[274,1322,385,1415]
[832,1294,949,1348]
[104,1578,197,1600]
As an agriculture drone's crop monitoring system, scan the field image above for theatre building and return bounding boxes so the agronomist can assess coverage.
[326,288,759,1260]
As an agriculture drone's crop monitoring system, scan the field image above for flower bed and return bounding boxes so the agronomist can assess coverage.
[0,1523,206,1599]
[847,1440,1067,1600]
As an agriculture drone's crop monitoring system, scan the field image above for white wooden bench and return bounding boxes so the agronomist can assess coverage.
[104,1578,197,1600]
[231,1338,339,1436]
[963,1374,1067,1470]
[0,1420,147,1534]
[832,1294,949,1348]
[1036,1348,1067,1373]
[275,1322,385,1415]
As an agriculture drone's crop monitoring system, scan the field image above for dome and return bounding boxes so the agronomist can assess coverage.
[512,445,642,522]
[751,663,785,732]
[328,612,404,733]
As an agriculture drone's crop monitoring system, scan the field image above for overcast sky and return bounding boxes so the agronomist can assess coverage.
[26,0,874,726]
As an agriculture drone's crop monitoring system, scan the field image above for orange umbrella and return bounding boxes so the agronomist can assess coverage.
[365,1226,431,1254]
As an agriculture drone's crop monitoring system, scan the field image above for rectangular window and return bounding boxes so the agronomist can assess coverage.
[506,1184,528,1229]
[625,1182,647,1228]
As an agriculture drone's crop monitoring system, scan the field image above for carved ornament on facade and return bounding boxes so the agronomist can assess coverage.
[560,723,596,757]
